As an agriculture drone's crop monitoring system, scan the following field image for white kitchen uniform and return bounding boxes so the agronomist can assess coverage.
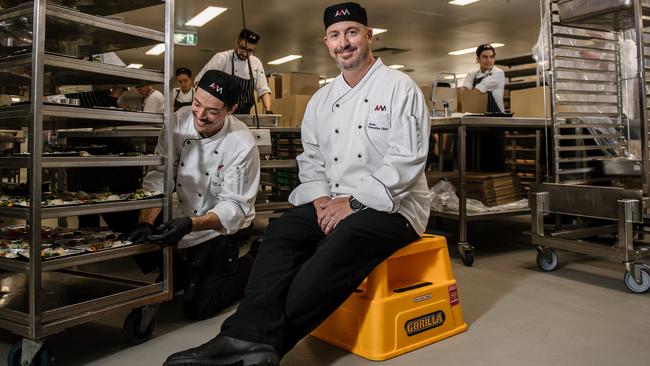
[174,87,194,104]
[142,106,261,248]
[288,58,431,235]
[462,65,506,113]
[142,89,164,114]
[196,50,271,99]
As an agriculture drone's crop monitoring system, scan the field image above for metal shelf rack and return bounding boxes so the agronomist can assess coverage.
[530,0,650,293]
[0,0,174,364]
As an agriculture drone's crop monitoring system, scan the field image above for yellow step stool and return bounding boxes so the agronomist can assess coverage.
[311,235,468,361]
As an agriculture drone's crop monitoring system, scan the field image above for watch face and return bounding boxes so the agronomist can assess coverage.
[350,199,362,210]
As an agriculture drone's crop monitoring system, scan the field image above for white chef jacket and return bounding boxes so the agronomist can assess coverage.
[142,106,261,248]
[174,87,195,104]
[288,58,431,235]
[142,89,164,113]
[462,65,506,113]
[196,50,271,98]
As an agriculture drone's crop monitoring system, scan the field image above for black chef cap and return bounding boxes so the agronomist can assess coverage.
[476,44,496,57]
[323,2,367,31]
[197,70,241,107]
[239,28,261,45]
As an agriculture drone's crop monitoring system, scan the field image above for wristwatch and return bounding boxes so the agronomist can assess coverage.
[349,196,365,213]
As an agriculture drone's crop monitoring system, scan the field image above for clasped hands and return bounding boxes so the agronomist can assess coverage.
[314,196,353,235]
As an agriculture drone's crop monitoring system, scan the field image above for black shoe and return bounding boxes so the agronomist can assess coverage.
[163,335,279,366]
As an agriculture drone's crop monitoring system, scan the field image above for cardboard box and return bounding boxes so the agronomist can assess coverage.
[276,95,311,127]
[279,72,319,98]
[457,88,487,113]
[268,75,282,99]
[510,86,550,118]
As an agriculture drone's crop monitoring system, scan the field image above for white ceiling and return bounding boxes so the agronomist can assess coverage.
[116,0,543,86]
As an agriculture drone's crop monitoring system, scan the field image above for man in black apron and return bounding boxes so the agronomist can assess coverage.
[174,67,195,111]
[462,43,507,171]
[195,29,273,115]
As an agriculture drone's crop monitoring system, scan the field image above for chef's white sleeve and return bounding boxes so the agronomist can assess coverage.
[209,143,260,235]
[474,70,505,94]
[352,85,430,213]
[142,116,179,193]
[288,101,331,206]
[462,71,475,89]
[254,62,272,98]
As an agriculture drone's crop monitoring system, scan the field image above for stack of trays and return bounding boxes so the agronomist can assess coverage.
[272,133,303,159]
[452,172,523,207]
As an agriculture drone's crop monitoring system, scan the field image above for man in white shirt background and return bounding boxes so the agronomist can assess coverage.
[196,29,273,114]
[136,83,164,113]
[462,43,507,171]
[163,2,431,365]
[462,43,506,113]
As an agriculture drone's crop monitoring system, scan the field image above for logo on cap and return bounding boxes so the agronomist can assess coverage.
[209,82,223,94]
[335,8,350,17]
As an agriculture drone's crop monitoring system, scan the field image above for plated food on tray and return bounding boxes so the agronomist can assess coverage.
[0,225,136,260]
[0,189,162,207]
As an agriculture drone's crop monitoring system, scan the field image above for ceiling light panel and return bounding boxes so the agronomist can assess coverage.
[145,43,165,55]
[268,55,303,65]
[185,6,227,27]
[449,0,480,6]
[448,43,504,56]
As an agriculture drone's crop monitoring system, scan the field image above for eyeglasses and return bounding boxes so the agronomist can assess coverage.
[237,43,256,54]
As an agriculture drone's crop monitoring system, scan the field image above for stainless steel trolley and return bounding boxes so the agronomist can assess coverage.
[530,0,650,293]
[0,1,175,364]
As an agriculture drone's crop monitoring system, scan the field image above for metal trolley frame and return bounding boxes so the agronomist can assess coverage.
[530,0,650,293]
[0,1,175,364]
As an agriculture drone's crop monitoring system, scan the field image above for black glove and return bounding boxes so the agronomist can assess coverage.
[146,217,193,247]
[121,223,153,244]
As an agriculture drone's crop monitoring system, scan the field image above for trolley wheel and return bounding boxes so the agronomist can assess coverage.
[624,269,650,294]
[123,308,155,345]
[461,250,474,267]
[536,249,559,272]
[7,341,49,366]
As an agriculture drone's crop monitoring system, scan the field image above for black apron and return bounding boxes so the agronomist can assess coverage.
[473,73,500,113]
[174,88,194,111]
[231,52,255,114]
[471,72,505,171]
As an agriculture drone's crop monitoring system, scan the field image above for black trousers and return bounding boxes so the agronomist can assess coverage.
[134,234,254,321]
[221,204,419,356]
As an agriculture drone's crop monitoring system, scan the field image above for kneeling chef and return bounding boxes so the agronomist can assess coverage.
[124,70,261,320]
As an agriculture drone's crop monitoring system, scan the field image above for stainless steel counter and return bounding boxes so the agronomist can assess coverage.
[430,115,549,266]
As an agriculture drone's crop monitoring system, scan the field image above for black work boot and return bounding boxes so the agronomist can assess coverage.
[163,335,279,366]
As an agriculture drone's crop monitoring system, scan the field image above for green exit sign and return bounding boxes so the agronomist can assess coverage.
[175,32,198,46]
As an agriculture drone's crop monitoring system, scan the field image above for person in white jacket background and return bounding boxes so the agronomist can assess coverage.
[135,83,165,113]
[461,43,507,171]
[123,70,261,321]
[462,43,506,114]
[163,2,430,366]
